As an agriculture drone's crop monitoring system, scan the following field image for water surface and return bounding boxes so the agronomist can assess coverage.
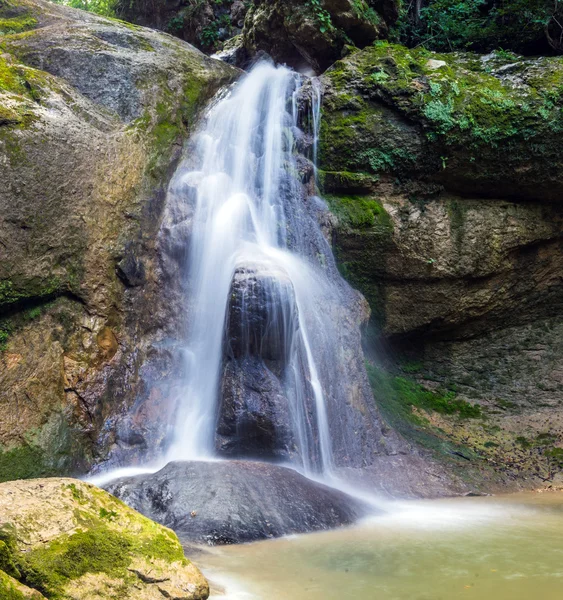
[196,492,563,599]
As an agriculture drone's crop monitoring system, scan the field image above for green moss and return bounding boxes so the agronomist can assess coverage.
[15,519,185,596]
[0,55,27,95]
[0,540,20,579]
[0,15,36,35]
[139,531,185,564]
[99,508,118,521]
[0,445,58,483]
[21,527,131,596]
[325,194,393,230]
[367,363,482,422]
[360,42,562,147]
[545,447,563,468]
[0,0,37,37]
[321,42,563,199]
[0,278,61,311]
[0,571,26,600]
[366,362,482,463]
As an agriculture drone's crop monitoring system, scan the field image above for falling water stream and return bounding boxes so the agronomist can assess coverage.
[90,60,384,493]
[160,61,370,479]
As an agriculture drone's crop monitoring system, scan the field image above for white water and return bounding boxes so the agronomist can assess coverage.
[164,63,335,474]
[91,60,383,492]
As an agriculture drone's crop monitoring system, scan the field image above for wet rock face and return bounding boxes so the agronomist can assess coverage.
[217,264,299,460]
[0,0,238,480]
[225,264,298,363]
[216,357,296,461]
[106,460,372,544]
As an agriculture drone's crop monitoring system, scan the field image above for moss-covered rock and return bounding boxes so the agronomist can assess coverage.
[316,41,563,491]
[0,0,238,477]
[317,43,563,334]
[0,478,209,599]
[320,42,563,201]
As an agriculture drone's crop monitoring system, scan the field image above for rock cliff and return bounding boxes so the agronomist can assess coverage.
[0,0,238,481]
[316,42,563,488]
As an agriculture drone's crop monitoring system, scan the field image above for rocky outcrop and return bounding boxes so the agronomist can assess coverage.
[0,0,238,481]
[113,0,401,72]
[0,478,209,599]
[315,42,563,488]
[106,460,372,544]
[318,42,563,336]
[243,0,399,71]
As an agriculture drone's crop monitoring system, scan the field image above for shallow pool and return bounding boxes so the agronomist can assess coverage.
[195,492,563,599]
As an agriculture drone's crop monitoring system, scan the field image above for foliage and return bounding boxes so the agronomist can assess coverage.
[394,0,563,55]
[49,0,117,18]
[367,363,482,420]
[307,0,335,33]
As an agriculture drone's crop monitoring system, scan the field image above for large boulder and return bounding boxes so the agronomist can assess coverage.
[0,0,238,481]
[106,460,372,544]
[0,478,209,599]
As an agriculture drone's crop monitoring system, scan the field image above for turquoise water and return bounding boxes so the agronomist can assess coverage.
[196,492,563,599]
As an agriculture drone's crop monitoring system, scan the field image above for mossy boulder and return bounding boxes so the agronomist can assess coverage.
[0,0,238,479]
[320,42,563,201]
[317,42,563,337]
[0,478,209,599]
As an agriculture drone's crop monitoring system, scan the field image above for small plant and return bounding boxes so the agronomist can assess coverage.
[166,15,185,34]
[199,24,220,47]
[99,508,118,521]
[307,0,335,34]
[515,436,531,449]
[545,447,563,468]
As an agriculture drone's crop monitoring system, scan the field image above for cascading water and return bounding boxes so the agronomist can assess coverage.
[156,60,390,481]
[164,63,334,474]
[93,61,393,488]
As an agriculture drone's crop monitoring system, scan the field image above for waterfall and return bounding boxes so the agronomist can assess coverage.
[92,61,388,486]
[164,63,332,474]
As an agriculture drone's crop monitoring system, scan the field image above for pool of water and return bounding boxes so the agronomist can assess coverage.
[194,492,563,599]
